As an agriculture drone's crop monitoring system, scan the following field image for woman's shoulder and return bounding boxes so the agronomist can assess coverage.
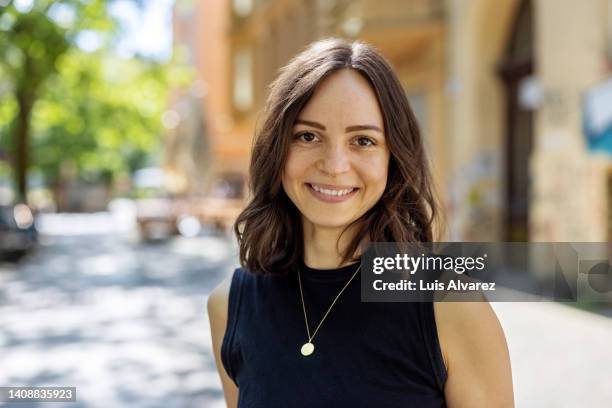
[207,274,233,321]
[433,296,513,405]
[207,267,256,318]
[433,294,502,360]
[433,294,503,344]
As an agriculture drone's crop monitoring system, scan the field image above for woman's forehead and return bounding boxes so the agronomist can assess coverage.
[296,70,383,128]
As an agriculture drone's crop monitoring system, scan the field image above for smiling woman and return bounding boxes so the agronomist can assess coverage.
[207,38,514,408]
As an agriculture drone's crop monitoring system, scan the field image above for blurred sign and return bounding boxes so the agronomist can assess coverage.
[583,78,612,154]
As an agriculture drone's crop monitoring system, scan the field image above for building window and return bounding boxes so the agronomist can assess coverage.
[233,47,253,112]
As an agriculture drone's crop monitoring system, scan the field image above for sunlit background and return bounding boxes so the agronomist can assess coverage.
[1,0,612,407]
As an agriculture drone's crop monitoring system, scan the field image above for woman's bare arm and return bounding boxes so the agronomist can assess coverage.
[435,298,514,408]
[207,277,239,408]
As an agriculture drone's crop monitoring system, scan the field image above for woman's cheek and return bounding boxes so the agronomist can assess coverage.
[283,149,300,177]
[283,150,310,193]
[292,150,316,176]
[360,154,389,180]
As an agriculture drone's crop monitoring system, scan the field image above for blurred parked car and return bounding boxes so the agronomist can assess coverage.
[0,203,37,261]
[132,168,247,240]
[195,173,246,232]
[195,197,244,233]
[132,167,178,241]
[135,198,180,241]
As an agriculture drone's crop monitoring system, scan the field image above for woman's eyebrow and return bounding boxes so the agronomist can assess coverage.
[295,119,325,130]
[295,119,382,133]
[345,124,383,133]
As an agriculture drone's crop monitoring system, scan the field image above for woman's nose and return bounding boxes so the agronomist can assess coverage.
[317,144,350,176]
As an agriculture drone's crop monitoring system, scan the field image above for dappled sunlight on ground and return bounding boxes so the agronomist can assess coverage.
[0,217,234,407]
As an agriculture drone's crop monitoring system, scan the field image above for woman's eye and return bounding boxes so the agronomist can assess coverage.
[297,132,318,143]
[355,136,375,147]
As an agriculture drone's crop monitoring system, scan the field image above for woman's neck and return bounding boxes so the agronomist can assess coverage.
[302,221,358,269]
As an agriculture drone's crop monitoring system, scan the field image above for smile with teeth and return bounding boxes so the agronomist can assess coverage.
[309,183,356,196]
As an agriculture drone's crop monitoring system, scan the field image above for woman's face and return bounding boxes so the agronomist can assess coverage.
[282,69,390,232]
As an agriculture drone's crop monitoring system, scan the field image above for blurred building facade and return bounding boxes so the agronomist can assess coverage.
[171,0,612,241]
[168,0,235,197]
[447,0,611,242]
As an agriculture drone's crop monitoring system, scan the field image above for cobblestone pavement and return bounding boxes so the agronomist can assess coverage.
[0,214,235,408]
[1,213,611,407]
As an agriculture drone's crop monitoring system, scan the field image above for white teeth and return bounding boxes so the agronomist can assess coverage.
[310,184,355,197]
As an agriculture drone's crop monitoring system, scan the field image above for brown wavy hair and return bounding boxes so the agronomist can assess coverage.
[234,38,442,275]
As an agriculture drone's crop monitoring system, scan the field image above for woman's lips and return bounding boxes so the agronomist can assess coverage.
[305,183,359,203]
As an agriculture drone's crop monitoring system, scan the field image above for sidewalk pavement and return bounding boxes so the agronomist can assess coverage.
[492,302,612,407]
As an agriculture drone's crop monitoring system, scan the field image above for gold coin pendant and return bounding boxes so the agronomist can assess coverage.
[300,342,314,356]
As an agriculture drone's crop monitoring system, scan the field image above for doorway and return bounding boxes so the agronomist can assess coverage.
[497,0,534,242]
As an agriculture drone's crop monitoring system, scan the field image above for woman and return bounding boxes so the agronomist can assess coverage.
[208,38,514,407]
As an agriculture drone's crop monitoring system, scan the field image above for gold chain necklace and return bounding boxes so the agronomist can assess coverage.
[297,263,362,356]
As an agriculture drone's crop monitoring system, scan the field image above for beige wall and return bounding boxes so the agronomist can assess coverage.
[530,0,609,241]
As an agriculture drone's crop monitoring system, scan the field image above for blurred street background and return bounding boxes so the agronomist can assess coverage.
[0,212,234,407]
[1,0,612,406]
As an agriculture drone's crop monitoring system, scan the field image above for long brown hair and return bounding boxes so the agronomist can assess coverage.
[234,38,442,275]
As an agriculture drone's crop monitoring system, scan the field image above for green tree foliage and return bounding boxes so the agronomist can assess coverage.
[32,48,190,185]
[0,0,191,202]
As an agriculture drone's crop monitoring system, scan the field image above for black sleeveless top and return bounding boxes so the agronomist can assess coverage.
[221,261,448,407]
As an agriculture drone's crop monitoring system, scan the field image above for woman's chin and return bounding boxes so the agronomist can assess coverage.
[303,216,357,231]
